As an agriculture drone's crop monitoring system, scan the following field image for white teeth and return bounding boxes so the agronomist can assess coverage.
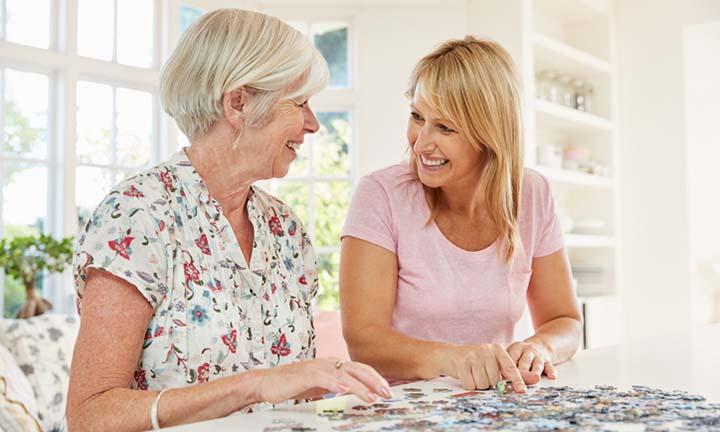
[420,154,449,167]
[285,141,300,151]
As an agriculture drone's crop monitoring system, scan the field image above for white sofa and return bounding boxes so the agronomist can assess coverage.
[0,314,79,432]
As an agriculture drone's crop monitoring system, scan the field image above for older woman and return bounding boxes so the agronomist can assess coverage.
[67,9,390,432]
[340,37,583,393]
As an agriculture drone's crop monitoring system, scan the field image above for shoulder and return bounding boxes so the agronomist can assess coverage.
[81,162,175,234]
[521,167,553,202]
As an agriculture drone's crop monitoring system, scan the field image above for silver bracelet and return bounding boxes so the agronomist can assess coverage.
[151,389,169,430]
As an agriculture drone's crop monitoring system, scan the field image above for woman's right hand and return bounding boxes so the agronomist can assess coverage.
[253,358,392,404]
[441,344,527,393]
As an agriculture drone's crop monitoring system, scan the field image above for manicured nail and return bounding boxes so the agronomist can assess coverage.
[381,387,392,398]
[366,392,378,403]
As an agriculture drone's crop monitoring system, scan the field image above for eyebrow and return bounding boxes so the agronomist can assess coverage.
[409,103,455,126]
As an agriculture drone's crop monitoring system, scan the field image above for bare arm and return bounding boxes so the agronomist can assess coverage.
[67,269,391,432]
[507,249,583,383]
[66,269,262,431]
[340,237,526,391]
[525,249,583,363]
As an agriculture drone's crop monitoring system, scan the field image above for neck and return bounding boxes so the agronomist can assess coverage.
[439,168,486,219]
[186,126,255,214]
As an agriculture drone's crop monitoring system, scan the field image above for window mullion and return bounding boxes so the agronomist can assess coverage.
[112,0,118,63]
[111,86,117,167]
[0,0,6,41]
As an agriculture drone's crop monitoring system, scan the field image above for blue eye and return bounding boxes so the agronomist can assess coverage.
[410,112,423,122]
[437,124,455,134]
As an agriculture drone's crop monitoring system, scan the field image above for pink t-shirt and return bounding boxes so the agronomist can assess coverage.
[342,163,564,346]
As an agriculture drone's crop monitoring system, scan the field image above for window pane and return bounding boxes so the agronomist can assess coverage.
[317,253,339,310]
[117,0,154,67]
[3,274,25,318]
[315,112,350,176]
[314,181,349,248]
[179,4,204,34]
[274,181,308,226]
[77,0,114,61]
[313,22,349,88]
[76,166,114,230]
[3,69,49,158]
[6,0,50,48]
[77,81,113,164]
[116,88,152,168]
[2,162,47,236]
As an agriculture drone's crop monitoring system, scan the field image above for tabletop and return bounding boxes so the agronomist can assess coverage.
[162,324,720,431]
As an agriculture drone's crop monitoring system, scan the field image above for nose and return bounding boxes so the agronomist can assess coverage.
[303,106,320,134]
[413,125,435,154]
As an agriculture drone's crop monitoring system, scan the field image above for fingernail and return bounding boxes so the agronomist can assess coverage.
[366,392,378,403]
[382,387,392,398]
[336,385,350,395]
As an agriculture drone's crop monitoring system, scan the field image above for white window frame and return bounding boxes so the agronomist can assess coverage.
[0,0,177,315]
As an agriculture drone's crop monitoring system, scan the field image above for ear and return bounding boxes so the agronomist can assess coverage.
[222,87,250,130]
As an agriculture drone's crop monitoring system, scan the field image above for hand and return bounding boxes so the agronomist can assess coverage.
[506,340,556,385]
[253,358,392,404]
[443,344,527,393]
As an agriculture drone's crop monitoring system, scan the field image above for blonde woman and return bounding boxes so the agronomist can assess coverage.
[67,10,389,432]
[340,37,582,393]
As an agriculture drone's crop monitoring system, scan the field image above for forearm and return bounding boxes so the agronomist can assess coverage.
[68,371,261,432]
[525,316,583,364]
[346,326,456,381]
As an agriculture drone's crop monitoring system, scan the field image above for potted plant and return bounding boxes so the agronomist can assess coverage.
[0,234,74,318]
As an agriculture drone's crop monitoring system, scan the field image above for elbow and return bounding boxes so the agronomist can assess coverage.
[342,324,382,365]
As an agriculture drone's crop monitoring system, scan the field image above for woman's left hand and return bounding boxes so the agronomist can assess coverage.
[506,340,556,385]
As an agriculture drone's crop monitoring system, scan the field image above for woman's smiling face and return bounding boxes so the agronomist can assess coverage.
[407,86,484,190]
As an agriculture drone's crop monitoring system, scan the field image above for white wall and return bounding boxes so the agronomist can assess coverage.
[685,21,720,324]
[353,6,466,177]
[616,0,720,340]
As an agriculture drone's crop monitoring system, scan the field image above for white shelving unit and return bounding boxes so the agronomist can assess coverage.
[468,0,622,349]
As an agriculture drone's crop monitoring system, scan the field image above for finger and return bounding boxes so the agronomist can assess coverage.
[524,357,543,385]
[457,365,476,390]
[484,360,502,389]
[544,361,558,379]
[336,371,379,404]
[345,362,392,399]
[506,343,523,363]
[517,350,535,372]
[471,363,489,390]
[493,345,526,393]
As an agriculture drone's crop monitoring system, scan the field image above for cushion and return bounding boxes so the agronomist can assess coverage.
[0,344,42,431]
[0,314,79,431]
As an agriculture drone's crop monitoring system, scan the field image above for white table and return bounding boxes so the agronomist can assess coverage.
[163,324,720,431]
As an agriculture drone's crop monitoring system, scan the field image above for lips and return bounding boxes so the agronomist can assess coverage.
[420,154,449,167]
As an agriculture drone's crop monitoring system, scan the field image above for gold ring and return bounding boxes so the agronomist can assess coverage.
[334,359,344,370]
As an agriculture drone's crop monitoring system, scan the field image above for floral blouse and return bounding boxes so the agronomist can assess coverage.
[73,149,319,409]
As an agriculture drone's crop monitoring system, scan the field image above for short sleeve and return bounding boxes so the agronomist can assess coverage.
[534,174,565,257]
[341,175,397,254]
[73,191,168,311]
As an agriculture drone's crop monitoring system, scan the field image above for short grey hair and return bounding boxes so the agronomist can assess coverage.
[160,9,329,140]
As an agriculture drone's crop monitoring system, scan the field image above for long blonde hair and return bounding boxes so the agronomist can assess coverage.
[407,36,523,262]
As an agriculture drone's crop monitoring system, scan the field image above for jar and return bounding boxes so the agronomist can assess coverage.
[558,74,574,108]
[584,82,594,114]
[573,79,586,111]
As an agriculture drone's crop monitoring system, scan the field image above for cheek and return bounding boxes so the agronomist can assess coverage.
[407,122,419,146]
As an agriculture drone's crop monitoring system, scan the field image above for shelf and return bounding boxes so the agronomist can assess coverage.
[535,99,612,133]
[533,165,612,189]
[534,33,611,79]
[566,234,614,248]
[534,0,610,23]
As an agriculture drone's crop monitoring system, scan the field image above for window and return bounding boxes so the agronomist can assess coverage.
[0,69,51,317]
[76,81,154,228]
[77,0,155,68]
[0,0,162,317]
[265,19,353,310]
